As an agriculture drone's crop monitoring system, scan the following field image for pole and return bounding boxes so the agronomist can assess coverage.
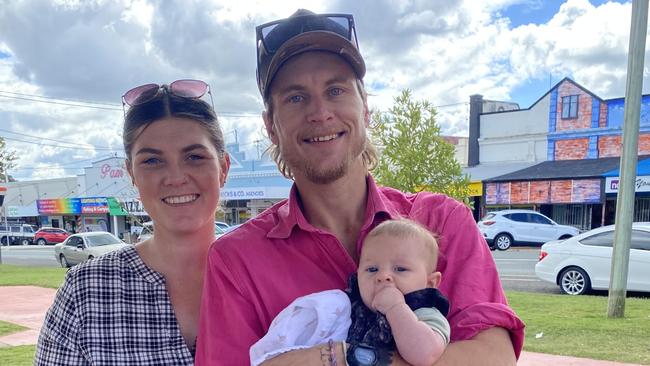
[1,170,9,263]
[607,0,648,318]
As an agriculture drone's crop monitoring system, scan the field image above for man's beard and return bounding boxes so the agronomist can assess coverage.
[282,136,366,185]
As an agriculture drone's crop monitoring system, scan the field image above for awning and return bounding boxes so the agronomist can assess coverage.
[485,157,622,182]
[602,157,650,177]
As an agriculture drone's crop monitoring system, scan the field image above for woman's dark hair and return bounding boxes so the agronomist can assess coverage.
[123,89,226,162]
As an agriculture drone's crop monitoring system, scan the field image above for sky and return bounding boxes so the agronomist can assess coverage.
[0,0,643,180]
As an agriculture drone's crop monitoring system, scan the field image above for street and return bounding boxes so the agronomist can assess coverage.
[0,245,561,293]
[492,247,561,294]
[0,245,60,267]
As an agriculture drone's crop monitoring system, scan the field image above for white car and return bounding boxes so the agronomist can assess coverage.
[535,223,650,295]
[54,232,130,268]
[478,209,579,250]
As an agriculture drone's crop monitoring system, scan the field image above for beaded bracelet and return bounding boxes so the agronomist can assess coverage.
[328,339,338,366]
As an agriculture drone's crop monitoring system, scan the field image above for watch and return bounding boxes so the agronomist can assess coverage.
[346,343,392,366]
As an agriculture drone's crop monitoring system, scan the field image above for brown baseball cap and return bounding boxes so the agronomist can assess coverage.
[256,9,366,98]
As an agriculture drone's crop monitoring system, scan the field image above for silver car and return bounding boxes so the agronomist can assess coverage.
[54,232,130,268]
[478,209,579,250]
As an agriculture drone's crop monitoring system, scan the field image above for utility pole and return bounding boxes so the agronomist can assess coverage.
[607,0,648,318]
[1,170,8,264]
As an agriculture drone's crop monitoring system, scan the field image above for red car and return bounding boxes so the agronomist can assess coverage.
[34,227,70,245]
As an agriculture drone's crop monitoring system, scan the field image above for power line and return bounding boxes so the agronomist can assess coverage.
[1,135,120,151]
[0,90,121,107]
[0,90,262,117]
[0,93,122,111]
[0,128,115,149]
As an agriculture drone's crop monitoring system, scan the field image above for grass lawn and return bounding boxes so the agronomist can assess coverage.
[508,291,650,365]
[0,320,27,337]
[0,264,66,289]
[0,345,36,366]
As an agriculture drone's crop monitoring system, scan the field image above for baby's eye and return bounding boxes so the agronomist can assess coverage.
[365,266,378,273]
[395,266,408,272]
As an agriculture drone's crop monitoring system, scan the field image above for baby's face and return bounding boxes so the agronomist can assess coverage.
[357,233,440,309]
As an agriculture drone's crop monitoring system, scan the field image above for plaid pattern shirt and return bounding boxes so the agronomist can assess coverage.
[35,245,194,365]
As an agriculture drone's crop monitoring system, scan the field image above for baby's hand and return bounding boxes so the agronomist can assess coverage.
[371,285,405,314]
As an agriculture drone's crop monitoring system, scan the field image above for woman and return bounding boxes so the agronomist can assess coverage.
[35,80,230,365]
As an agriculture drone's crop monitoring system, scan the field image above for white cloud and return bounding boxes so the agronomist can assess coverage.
[0,0,643,180]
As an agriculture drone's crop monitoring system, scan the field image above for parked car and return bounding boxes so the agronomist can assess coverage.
[215,221,230,232]
[34,227,70,245]
[478,209,579,250]
[54,232,130,268]
[535,223,650,295]
[223,224,242,234]
[0,223,37,246]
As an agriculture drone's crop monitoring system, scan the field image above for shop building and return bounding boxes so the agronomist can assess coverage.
[466,77,650,229]
[1,143,294,238]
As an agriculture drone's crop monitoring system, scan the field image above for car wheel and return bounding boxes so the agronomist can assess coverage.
[0,237,7,246]
[494,233,513,251]
[36,238,47,246]
[21,238,31,246]
[59,255,70,268]
[559,267,591,295]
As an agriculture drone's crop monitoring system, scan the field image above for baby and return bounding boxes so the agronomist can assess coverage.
[250,219,450,366]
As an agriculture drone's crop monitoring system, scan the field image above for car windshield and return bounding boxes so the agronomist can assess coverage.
[85,234,122,247]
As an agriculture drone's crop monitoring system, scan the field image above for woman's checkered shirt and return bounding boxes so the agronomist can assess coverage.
[35,245,195,365]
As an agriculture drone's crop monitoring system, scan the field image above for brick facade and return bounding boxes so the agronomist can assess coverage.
[598,133,650,158]
[598,135,621,157]
[556,82,592,131]
[550,180,572,203]
[485,179,601,204]
[555,138,589,160]
[599,103,608,128]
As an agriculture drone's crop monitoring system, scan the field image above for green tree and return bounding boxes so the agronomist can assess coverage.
[371,89,470,201]
[0,137,18,182]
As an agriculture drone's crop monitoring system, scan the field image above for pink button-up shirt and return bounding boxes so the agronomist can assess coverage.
[196,176,524,365]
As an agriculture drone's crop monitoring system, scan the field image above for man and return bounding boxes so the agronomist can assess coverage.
[196,9,524,366]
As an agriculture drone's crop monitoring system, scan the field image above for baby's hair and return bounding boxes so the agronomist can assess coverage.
[364,218,440,271]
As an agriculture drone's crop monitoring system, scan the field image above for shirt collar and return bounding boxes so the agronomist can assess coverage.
[267,175,400,239]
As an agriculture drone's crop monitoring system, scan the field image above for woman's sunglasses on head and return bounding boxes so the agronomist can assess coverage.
[121,79,214,114]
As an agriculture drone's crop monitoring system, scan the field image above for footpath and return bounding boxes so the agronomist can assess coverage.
[0,286,644,365]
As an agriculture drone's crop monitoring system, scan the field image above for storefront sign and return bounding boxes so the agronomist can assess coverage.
[7,205,39,217]
[99,163,125,179]
[37,198,82,214]
[115,198,148,216]
[606,176,650,193]
[221,187,268,200]
[37,197,122,215]
[468,182,483,197]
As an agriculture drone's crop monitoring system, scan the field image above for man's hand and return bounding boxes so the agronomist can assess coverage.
[372,284,405,314]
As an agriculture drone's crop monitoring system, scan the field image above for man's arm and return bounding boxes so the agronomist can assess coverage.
[262,327,513,366]
[389,327,515,366]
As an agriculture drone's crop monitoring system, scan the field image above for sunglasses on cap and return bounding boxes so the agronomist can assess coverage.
[121,79,214,115]
[255,10,364,98]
